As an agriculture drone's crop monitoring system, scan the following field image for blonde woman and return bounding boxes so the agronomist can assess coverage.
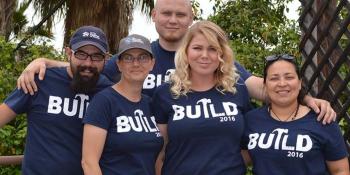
[152,21,251,175]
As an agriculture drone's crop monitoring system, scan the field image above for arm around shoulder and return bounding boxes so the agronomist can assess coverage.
[245,75,266,101]
[17,58,69,95]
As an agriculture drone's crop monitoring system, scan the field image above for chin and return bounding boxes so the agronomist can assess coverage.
[163,34,182,42]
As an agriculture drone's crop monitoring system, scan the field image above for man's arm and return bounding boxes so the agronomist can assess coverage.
[0,103,17,128]
[245,75,336,124]
[17,58,68,95]
[244,75,266,101]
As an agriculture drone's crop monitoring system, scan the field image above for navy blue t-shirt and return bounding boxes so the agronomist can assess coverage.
[83,87,163,175]
[4,67,112,175]
[152,79,251,175]
[102,40,252,97]
[243,106,349,175]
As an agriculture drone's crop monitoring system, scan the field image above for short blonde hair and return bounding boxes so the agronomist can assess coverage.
[170,20,239,98]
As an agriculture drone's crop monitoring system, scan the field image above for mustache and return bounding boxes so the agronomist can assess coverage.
[77,66,98,74]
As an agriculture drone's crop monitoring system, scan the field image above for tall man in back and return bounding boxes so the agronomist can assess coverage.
[0,26,112,175]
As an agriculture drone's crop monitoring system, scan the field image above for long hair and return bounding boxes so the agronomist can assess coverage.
[170,20,239,98]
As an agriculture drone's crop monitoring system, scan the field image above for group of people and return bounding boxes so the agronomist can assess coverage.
[0,0,349,174]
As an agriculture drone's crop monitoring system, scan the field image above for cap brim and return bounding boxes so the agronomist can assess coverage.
[71,41,107,53]
[117,46,153,58]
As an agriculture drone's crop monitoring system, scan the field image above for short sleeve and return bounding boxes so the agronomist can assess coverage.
[2,72,47,116]
[234,61,252,81]
[323,122,349,161]
[83,92,112,130]
[4,88,32,114]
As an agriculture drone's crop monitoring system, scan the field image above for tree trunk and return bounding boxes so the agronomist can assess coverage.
[64,0,133,54]
[0,0,16,40]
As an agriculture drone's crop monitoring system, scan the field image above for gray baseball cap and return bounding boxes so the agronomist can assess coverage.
[117,34,153,57]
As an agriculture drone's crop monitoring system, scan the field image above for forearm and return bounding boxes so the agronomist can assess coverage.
[81,159,102,175]
[245,76,267,101]
[155,151,164,175]
[39,58,68,68]
[241,150,252,166]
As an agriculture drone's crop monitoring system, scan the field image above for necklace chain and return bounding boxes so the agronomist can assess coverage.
[269,104,299,122]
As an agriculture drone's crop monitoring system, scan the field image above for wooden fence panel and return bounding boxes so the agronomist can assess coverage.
[300,0,350,151]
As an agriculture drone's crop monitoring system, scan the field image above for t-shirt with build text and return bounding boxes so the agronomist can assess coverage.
[242,106,349,175]
[4,67,112,175]
[152,79,251,175]
[83,87,163,175]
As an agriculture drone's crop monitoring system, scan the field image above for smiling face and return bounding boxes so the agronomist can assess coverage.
[265,60,302,107]
[152,0,193,43]
[117,48,155,83]
[66,45,106,93]
[186,33,220,80]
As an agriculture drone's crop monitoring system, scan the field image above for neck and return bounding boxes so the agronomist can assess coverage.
[269,101,299,121]
[159,38,181,51]
[190,74,215,91]
[112,80,142,102]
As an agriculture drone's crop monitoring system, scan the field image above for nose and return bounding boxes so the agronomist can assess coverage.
[169,14,177,23]
[201,50,209,59]
[277,78,287,86]
[82,56,93,66]
[132,58,141,66]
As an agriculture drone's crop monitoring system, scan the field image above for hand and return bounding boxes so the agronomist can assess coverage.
[17,58,47,95]
[304,96,337,124]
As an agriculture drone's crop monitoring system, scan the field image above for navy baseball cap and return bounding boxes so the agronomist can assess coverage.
[69,26,108,53]
[117,34,153,58]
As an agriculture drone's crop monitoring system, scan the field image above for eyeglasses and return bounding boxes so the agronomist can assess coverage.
[120,54,152,64]
[265,54,295,62]
[73,50,105,61]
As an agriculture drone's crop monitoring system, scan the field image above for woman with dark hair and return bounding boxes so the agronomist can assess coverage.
[242,54,349,175]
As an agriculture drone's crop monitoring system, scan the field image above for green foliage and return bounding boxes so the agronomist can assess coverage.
[12,0,31,37]
[209,0,299,77]
[0,37,63,174]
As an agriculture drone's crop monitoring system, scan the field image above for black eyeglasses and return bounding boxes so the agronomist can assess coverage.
[120,54,152,64]
[265,54,295,62]
[73,50,105,61]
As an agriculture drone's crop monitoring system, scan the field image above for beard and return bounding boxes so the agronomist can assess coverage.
[70,64,100,94]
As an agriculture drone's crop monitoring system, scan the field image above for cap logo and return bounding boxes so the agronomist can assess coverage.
[82,31,101,40]
[125,37,144,44]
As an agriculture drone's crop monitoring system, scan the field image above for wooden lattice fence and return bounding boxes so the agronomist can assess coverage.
[299,0,350,150]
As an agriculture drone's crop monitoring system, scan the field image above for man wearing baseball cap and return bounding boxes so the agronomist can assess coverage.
[0,26,112,175]
[81,34,161,175]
